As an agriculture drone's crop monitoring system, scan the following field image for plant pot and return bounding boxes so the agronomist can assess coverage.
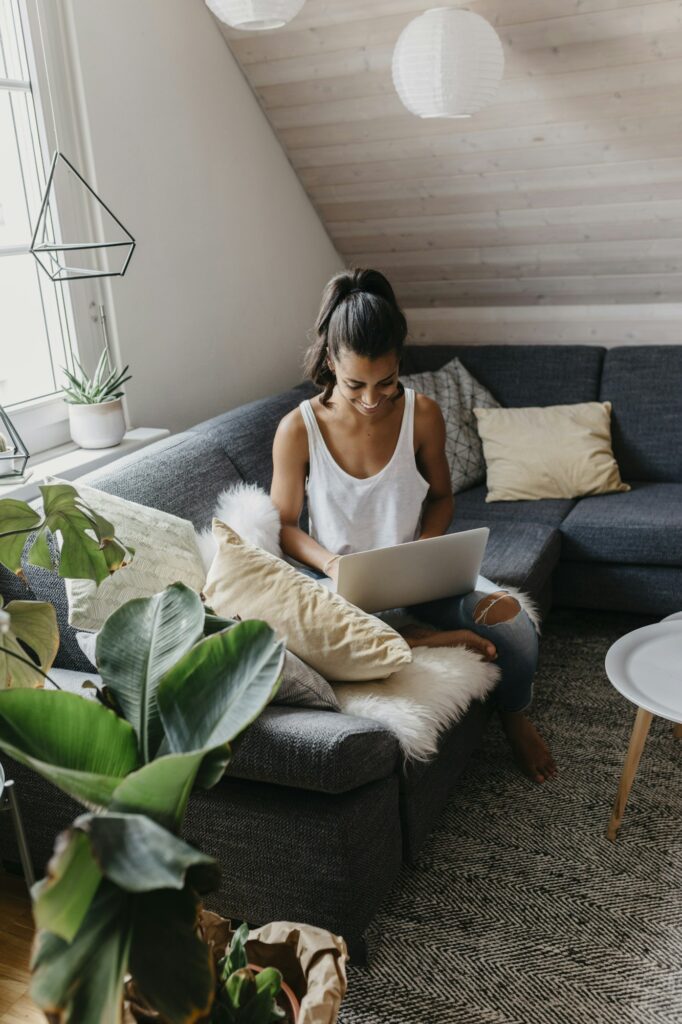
[68,398,126,449]
[0,446,20,477]
[248,963,300,1023]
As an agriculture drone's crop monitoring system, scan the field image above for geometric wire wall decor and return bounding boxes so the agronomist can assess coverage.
[30,151,136,283]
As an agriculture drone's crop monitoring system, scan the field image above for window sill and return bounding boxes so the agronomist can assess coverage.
[0,427,170,502]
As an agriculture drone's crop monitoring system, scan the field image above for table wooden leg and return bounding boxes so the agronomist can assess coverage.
[607,707,654,842]
[673,723,682,740]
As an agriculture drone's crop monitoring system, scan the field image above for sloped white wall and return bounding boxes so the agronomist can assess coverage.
[67,0,341,433]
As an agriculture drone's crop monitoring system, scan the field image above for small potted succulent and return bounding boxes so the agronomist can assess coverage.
[61,349,132,449]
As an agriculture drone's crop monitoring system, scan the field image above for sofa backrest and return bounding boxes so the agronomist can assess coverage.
[78,431,243,530]
[399,344,606,407]
[188,381,316,492]
[600,346,682,483]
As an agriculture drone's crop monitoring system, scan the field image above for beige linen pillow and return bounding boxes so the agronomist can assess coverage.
[60,480,206,631]
[203,520,412,681]
[473,401,630,502]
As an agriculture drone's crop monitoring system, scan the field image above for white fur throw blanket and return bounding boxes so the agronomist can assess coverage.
[335,647,499,761]
[198,483,525,760]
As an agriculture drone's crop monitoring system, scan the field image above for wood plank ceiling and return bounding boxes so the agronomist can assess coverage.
[217,1,682,312]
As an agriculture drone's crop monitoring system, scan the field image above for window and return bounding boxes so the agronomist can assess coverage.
[0,0,77,437]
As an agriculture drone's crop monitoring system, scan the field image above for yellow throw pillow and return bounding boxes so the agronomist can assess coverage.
[204,520,412,681]
[473,401,630,502]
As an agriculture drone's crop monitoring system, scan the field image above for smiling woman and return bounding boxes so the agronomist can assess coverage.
[270,267,557,785]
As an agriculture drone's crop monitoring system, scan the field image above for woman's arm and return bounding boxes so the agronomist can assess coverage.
[414,395,454,539]
[271,409,337,574]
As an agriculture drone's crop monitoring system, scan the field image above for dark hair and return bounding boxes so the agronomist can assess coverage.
[303,268,407,405]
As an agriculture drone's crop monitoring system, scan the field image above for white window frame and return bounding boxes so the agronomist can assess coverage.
[2,0,121,454]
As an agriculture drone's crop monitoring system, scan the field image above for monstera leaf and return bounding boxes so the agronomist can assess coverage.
[0,598,59,689]
[96,583,205,762]
[0,483,133,584]
[39,482,133,582]
[0,498,40,576]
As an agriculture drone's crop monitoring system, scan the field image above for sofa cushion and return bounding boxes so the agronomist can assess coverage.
[554,562,682,617]
[190,382,317,491]
[455,485,576,527]
[226,705,399,794]
[560,482,682,567]
[447,517,561,600]
[399,345,605,408]
[600,346,682,483]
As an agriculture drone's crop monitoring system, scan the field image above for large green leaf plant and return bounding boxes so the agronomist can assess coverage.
[0,488,286,1023]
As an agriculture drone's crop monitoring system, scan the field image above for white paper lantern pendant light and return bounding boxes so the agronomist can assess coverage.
[393,7,504,119]
[205,0,306,31]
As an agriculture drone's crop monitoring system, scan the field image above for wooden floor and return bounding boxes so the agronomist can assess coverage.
[0,871,43,1023]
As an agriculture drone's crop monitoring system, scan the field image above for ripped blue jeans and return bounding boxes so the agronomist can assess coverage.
[404,575,538,713]
[297,567,538,714]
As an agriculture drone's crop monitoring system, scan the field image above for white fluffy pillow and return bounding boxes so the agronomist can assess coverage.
[197,482,281,571]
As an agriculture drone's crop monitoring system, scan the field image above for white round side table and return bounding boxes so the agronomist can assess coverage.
[605,618,682,841]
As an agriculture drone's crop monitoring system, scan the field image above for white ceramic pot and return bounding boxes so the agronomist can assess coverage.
[0,446,19,477]
[68,398,126,449]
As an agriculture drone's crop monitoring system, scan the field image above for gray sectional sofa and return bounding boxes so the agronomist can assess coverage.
[1,343,680,958]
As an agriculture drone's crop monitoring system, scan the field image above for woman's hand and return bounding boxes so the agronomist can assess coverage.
[322,553,341,584]
[400,624,496,661]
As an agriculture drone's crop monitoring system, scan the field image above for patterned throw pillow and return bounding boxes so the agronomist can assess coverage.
[274,650,340,712]
[400,357,499,493]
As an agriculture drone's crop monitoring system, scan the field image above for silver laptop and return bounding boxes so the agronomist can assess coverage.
[334,527,489,613]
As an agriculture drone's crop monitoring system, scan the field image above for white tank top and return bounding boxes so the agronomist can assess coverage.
[299,387,430,555]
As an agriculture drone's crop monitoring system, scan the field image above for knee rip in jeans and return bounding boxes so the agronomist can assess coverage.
[473,592,521,626]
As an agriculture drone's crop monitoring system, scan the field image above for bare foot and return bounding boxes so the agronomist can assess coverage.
[500,711,558,784]
[400,625,497,661]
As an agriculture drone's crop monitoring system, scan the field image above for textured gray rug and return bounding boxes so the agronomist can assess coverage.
[339,610,682,1024]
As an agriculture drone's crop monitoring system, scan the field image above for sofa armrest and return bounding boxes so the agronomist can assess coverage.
[41,672,399,795]
[226,706,400,794]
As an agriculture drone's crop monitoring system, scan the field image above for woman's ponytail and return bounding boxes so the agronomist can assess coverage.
[301,332,335,402]
[303,268,407,405]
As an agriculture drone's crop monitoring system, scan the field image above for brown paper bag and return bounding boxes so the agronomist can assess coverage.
[247,922,348,1024]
